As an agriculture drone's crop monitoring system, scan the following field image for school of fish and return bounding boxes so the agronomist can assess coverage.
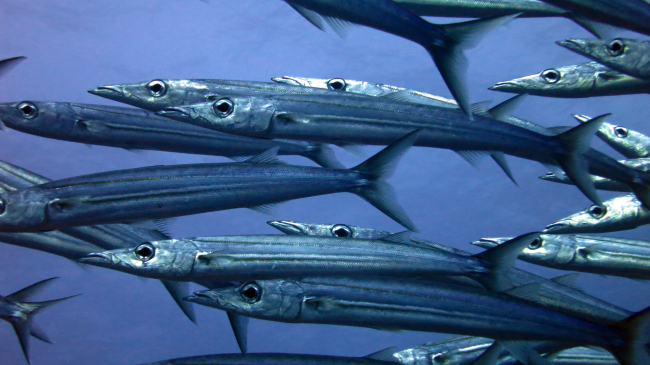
[1,1,650,364]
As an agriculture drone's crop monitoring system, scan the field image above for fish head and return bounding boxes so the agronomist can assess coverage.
[574,115,650,158]
[157,95,274,134]
[559,38,648,77]
[267,220,389,239]
[89,79,215,112]
[186,279,304,320]
[0,189,49,232]
[79,239,197,280]
[490,63,609,97]
[272,76,389,95]
[539,171,570,183]
[544,195,643,234]
[0,101,75,135]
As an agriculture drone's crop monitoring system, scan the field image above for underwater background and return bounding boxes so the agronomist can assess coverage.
[0,1,648,364]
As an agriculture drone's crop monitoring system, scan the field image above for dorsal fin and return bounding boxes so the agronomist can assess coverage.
[364,347,399,362]
[487,94,526,122]
[455,150,488,167]
[248,203,280,215]
[244,147,282,164]
[322,15,356,38]
[550,273,583,293]
[505,283,542,302]
[287,3,326,32]
[379,231,412,244]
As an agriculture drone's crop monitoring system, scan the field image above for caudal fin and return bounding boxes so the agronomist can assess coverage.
[554,114,610,206]
[426,14,519,120]
[302,142,345,169]
[609,306,650,365]
[352,130,421,232]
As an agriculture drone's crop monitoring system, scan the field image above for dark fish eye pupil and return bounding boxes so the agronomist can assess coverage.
[334,228,348,237]
[243,287,257,299]
[528,238,542,250]
[0,198,5,215]
[542,70,559,82]
[588,205,607,218]
[614,127,628,138]
[331,81,343,89]
[331,224,351,237]
[17,102,38,119]
[150,83,162,93]
[609,40,624,56]
[147,80,167,96]
[240,284,260,302]
[21,105,33,114]
[134,244,154,261]
[328,78,346,90]
[217,101,230,112]
[213,99,234,117]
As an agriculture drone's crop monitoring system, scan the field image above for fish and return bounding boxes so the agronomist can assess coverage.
[0,159,199,324]
[394,0,567,18]
[79,231,538,292]
[540,157,650,192]
[473,234,650,280]
[538,0,650,37]
[0,130,420,233]
[557,38,650,81]
[267,220,632,324]
[138,348,399,364]
[489,62,650,98]
[0,56,26,81]
[88,78,373,112]
[157,92,650,207]
[544,194,650,234]
[282,0,518,119]
[545,346,618,365]
[0,101,343,169]
[572,115,650,159]
[185,275,650,365]
[0,277,79,364]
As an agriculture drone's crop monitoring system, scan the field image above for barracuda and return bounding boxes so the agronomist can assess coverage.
[540,157,650,192]
[157,92,650,208]
[573,115,650,159]
[0,102,342,169]
[490,62,650,98]
[0,130,419,233]
[473,234,650,280]
[79,232,539,292]
[186,276,650,365]
[267,220,632,324]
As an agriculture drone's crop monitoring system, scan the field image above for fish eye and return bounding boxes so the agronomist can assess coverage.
[239,283,261,303]
[528,238,542,250]
[147,80,167,97]
[0,198,5,215]
[587,205,607,219]
[16,102,38,119]
[134,243,155,261]
[330,224,352,237]
[607,39,625,56]
[327,78,347,91]
[213,98,234,117]
[541,69,561,84]
[614,126,628,138]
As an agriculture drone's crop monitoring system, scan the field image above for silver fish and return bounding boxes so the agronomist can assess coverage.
[473,234,650,280]
[282,0,517,119]
[0,130,419,233]
[0,101,343,169]
[79,232,538,291]
[0,277,79,364]
[540,157,650,192]
[157,92,650,207]
[573,115,650,159]
[138,348,399,365]
[394,0,566,18]
[489,62,650,98]
[267,220,632,324]
[558,38,650,81]
[185,275,650,365]
[544,194,650,234]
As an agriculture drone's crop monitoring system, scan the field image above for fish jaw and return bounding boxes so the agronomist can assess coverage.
[544,219,575,234]
[470,237,509,249]
[184,290,226,309]
[79,252,122,266]
[267,220,310,235]
[556,38,590,56]
[488,80,522,93]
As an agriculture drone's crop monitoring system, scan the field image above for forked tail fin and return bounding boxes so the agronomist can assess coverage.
[351,130,421,231]
[609,306,650,365]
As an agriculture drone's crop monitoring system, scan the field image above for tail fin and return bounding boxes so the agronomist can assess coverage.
[0,56,26,80]
[161,280,196,325]
[10,293,79,364]
[352,130,421,232]
[473,232,542,291]
[609,306,650,365]
[426,14,519,120]
[302,142,345,169]
[554,114,610,206]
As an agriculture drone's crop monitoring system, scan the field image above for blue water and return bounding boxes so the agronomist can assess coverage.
[0,1,648,364]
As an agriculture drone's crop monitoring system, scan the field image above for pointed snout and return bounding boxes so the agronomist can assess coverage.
[543,220,572,233]
[539,172,564,182]
[470,237,508,249]
[267,220,307,235]
[184,290,220,304]
[78,252,120,266]
[88,85,125,98]
[156,106,192,119]
[488,81,519,92]
[556,38,588,54]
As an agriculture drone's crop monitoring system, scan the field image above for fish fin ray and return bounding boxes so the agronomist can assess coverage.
[227,312,249,354]
[568,14,618,39]
[0,56,26,80]
[303,143,345,169]
[609,306,650,365]
[248,203,280,215]
[161,280,196,324]
[7,277,59,302]
[455,150,489,167]
[364,347,399,362]
[491,152,517,186]
[322,15,356,38]
[29,322,52,344]
[286,3,326,32]
[487,94,527,122]
[244,147,282,164]
[379,231,412,244]
[550,273,583,293]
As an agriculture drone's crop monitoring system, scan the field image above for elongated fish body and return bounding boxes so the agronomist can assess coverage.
[0,131,418,232]
[539,0,650,36]
[549,347,618,365]
[474,234,650,280]
[574,115,650,159]
[545,194,650,234]
[139,351,398,365]
[79,232,534,287]
[272,76,459,108]
[88,78,371,112]
[490,62,650,98]
[186,277,627,350]
[558,38,650,81]
[0,230,100,261]
[0,101,342,169]
[540,157,650,192]
[268,220,632,324]
[394,0,566,18]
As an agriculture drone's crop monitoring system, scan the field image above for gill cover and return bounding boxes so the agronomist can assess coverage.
[214,96,275,133]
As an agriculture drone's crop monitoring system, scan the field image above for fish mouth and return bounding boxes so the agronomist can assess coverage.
[556,38,586,52]
[539,172,560,181]
[78,253,118,265]
[184,290,217,303]
[271,76,303,86]
[470,238,501,249]
[156,107,191,119]
[88,86,124,97]
[267,220,306,235]
[543,221,570,233]
[488,81,518,91]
